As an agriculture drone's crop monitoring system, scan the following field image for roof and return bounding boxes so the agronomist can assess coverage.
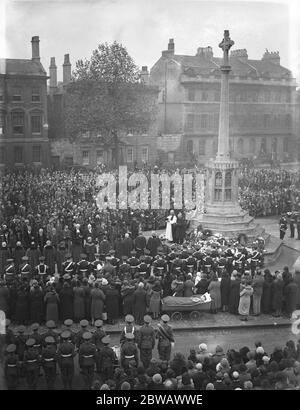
[0,58,47,76]
[160,54,291,79]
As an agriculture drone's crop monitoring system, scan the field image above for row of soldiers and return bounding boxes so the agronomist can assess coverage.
[3,314,174,390]
[279,212,300,240]
[2,241,264,284]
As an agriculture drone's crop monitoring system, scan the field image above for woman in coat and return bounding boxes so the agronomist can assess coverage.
[121,280,135,316]
[73,281,85,322]
[220,271,231,312]
[59,282,74,321]
[284,279,299,317]
[252,270,264,316]
[15,285,29,325]
[44,286,60,324]
[208,273,221,313]
[132,282,147,325]
[228,272,240,315]
[90,282,106,324]
[29,281,44,324]
[272,272,284,317]
[82,278,92,321]
[261,269,273,314]
[149,281,162,319]
[238,280,253,321]
[105,283,120,325]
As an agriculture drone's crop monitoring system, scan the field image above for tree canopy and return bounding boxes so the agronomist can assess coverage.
[64,42,158,162]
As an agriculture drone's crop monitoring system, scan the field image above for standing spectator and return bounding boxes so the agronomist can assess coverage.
[105,283,120,325]
[208,273,221,314]
[133,282,147,325]
[59,282,74,322]
[238,280,253,321]
[283,278,299,318]
[44,286,59,324]
[252,270,264,316]
[262,270,273,314]
[29,281,44,324]
[220,271,231,312]
[90,282,105,324]
[272,272,284,317]
[73,281,85,322]
[15,285,29,325]
[228,271,240,315]
[148,281,162,319]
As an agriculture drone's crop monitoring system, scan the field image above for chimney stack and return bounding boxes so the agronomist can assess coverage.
[162,38,175,58]
[49,57,57,91]
[63,54,72,84]
[31,36,40,62]
[140,66,149,85]
[262,49,280,65]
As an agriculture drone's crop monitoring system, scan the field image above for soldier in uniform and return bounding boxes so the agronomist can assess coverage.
[135,232,147,258]
[137,315,156,369]
[78,332,97,389]
[153,253,167,279]
[34,256,50,283]
[42,320,59,348]
[137,255,148,279]
[92,319,106,373]
[279,215,288,240]
[62,254,76,277]
[97,335,116,382]
[109,249,120,273]
[143,249,153,278]
[15,325,27,377]
[289,212,296,238]
[120,333,138,369]
[19,255,32,281]
[90,253,103,276]
[185,250,197,275]
[57,330,76,390]
[4,258,16,284]
[119,256,130,279]
[41,336,57,390]
[128,250,140,277]
[156,314,174,362]
[4,344,19,390]
[171,253,183,275]
[23,338,40,390]
[120,314,137,345]
[76,319,89,349]
[31,323,43,354]
[63,319,76,344]
[77,253,90,279]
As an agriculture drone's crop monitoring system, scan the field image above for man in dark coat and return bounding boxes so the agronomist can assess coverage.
[29,281,44,324]
[43,240,56,275]
[105,283,120,325]
[146,232,161,258]
[132,282,147,325]
[134,232,147,258]
[271,271,284,317]
[283,278,299,317]
[59,282,74,322]
[26,242,41,272]
[13,241,25,274]
[0,242,10,276]
[175,213,187,245]
[121,233,133,258]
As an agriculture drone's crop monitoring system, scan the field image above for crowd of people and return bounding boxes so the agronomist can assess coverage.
[2,315,300,390]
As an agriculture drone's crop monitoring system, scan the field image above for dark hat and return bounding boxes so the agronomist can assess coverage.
[130,250,137,255]
[80,253,87,259]
[63,273,71,280]
[31,323,39,331]
[125,314,134,323]
[161,314,170,323]
[6,344,16,353]
[83,332,92,340]
[144,249,150,255]
[94,319,103,328]
[65,253,72,259]
[45,336,55,344]
[80,319,89,327]
[125,333,134,340]
[18,325,26,333]
[64,319,73,327]
[39,256,45,261]
[26,338,36,347]
[101,336,110,345]
[22,255,29,261]
[46,320,56,329]
[144,315,152,324]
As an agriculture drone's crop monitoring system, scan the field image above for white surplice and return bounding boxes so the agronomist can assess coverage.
[165,214,177,242]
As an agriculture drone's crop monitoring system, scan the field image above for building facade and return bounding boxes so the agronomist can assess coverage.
[0,36,50,169]
[150,39,299,164]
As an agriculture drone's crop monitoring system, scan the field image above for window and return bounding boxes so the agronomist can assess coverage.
[286,92,291,103]
[187,140,193,154]
[214,92,220,102]
[240,91,247,102]
[199,140,206,155]
[215,171,223,187]
[225,171,232,201]
[185,114,194,132]
[264,91,270,102]
[14,146,23,163]
[31,115,41,133]
[237,138,244,154]
[200,114,208,129]
[127,147,133,163]
[31,88,40,102]
[96,150,104,165]
[202,91,209,101]
[212,139,217,154]
[213,113,219,129]
[250,138,256,153]
[82,150,90,165]
[12,87,22,102]
[251,92,258,102]
[260,138,267,154]
[32,146,41,162]
[12,111,24,134]
[187,88,195,101]
[285,114,292,127]
[0,147,5,163]
[272,138,278,153]
[275,92,281,103]
[263,114,271,128]
[141,147,148,162]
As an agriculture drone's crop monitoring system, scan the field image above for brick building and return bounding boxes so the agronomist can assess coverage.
[0,36,50,169]
[150,39,299,164]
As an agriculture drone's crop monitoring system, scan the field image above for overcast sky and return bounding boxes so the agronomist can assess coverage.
[1,0,300,83]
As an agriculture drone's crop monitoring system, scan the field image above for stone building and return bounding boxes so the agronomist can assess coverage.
[0,36,50,168]
[150,39,299,164]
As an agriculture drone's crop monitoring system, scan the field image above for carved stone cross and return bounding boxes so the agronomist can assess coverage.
[219,30,234,65]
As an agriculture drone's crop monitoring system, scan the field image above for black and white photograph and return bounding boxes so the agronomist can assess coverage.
[1,0,300,398]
